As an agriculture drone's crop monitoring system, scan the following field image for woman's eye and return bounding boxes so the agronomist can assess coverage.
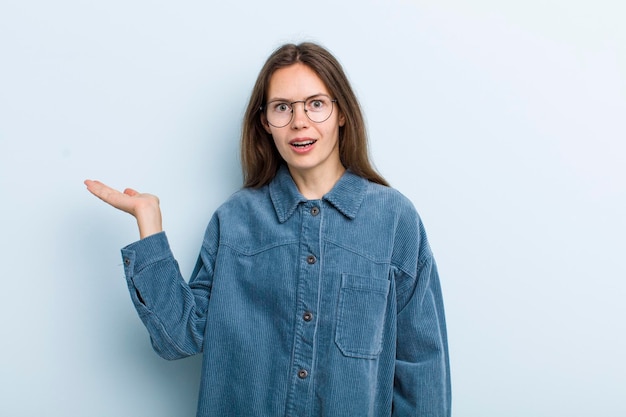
[309,100,324,110]
[274,103,290,112]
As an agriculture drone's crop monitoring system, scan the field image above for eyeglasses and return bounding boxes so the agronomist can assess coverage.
[262,94,337,128]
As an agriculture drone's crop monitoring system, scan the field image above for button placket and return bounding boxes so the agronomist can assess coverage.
[286,202,322,417]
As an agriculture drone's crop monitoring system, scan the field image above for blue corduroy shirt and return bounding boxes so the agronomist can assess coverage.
[121,166,451,417]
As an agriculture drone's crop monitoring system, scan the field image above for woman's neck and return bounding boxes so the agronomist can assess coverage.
[288,164,346,200]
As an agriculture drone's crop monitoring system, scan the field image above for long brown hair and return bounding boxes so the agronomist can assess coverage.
[241,42,389,188]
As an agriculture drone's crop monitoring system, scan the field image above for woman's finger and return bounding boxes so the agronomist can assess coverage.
[124,188,139,197]
[84,179,134,212]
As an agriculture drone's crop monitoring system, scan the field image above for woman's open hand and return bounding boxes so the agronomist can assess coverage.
[84,179,163,239]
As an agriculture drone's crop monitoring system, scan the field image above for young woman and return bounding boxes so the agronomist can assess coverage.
[85,42,450,417]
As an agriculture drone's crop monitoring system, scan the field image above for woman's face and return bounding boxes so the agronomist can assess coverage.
[263,63,345,179]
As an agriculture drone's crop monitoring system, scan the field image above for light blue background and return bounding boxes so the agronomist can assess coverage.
[1,1,624,416]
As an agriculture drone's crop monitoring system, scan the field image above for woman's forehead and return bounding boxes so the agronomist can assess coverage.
[267,63,330,100]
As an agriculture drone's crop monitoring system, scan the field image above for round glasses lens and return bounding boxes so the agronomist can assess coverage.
[304,97,333,123]
[265,102,290,127]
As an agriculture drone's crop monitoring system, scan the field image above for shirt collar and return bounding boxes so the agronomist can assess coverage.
[269,165,368,223]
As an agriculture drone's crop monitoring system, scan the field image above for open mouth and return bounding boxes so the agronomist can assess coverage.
[290,139,317,148]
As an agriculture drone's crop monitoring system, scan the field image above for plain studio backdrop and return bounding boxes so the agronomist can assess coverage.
[1,1,624,416]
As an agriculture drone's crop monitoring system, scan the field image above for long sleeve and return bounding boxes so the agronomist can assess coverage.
[392,211,451,416]
[392,251,451,416]
[120,230,216,360]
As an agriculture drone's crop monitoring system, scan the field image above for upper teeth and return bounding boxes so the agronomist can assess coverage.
[293,140,315,147]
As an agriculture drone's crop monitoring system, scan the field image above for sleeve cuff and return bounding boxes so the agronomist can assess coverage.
[120,231,172,277]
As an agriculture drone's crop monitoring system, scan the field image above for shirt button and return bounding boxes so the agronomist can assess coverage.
[303,311,313,322]
[298,369,309,379]
[124,258,130,266]
[306,255,316,265]
[310,206,320,216]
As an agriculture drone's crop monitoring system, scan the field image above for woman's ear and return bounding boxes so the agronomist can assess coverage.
[339,111,346,127]
[261,113,272,134]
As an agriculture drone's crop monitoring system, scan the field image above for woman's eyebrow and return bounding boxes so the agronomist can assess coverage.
[266,93,327,102]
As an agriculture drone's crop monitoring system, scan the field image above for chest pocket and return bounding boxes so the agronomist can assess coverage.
[335,273,390,359]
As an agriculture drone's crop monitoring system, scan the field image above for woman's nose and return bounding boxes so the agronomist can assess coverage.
[290,102,309,128]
